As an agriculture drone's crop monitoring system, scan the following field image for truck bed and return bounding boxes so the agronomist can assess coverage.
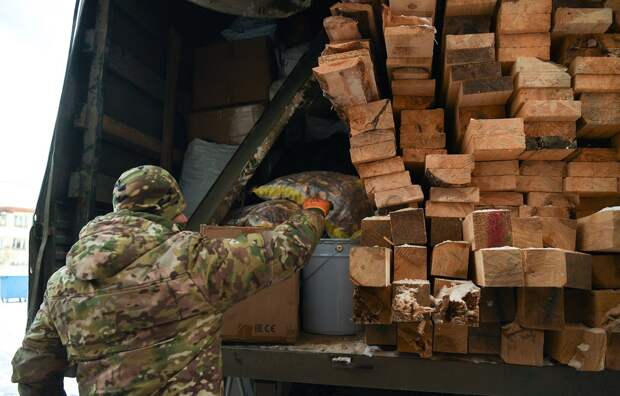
[223,333,620,396]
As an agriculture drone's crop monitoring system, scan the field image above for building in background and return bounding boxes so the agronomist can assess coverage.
[0,207,32,301]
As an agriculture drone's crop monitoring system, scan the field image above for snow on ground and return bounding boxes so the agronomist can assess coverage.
[0,301,78,395]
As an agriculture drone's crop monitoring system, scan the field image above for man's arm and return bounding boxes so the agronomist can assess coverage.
[12,296,68,396]
[188,207,325,310]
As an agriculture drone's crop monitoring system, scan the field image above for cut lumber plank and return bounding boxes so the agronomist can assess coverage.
[519,205,570,218]
[473,160,519,176]
[392,280,433,322]
[429,187,479,203]
[471,175,518,192]
[425,154,475,170]
[573,75,620,94]
[364,171,412,198]
[521,248,592,289]
[431,241,470,279]
[517,287,565,331]
[445,32,495,51]
[331,2,380,49]
[353,286,392,324]
[512,217,544,248]
[570,56,620,75]
[392,95,435,112]
[392,79,436,96]
[469,323,501,354]
[540,217,577,250]
[322,39,371,55]
[425,168,471,187]
[480,287,516,323]
[497,11,551,34]
[592,255,620,289]
[386,57,433,80]
[512,56,567,74]
[446,62,502,106]
[390,208,427,245]
[313,57,377,113]
[392,67,432,80]
[517,176,564,192]
[403,148,447,169]
[425,202,475,218]
[475,205,519,218]
[497,48,550,72]
[346,99,395,135]
[463,118,525,161]
[463,209,513,251]
[433,323,469,354]
[361,215,392,248]
[567,161,620,177]
[433,280,481,326]
[384,25,435,58]
[527,192,580,208]
[324,15,362,43]
[497,33,551,48]
[455,105,506,146]
[564,177,619,196]
[499,0,552,14]
[501,323,544,366]
[569,147,618,162]
[430,217,462,246]
[397,320,433,357]
[400,129,446,149]
[394,245,428,281]
[556,33,620,66]
[349,129,395,148]
[524,121,576,138]
[553,7,613,36]
[519,161,566,176]
[584,290,620,328]
[577,208,620,252]
[349,246,392,287]
[365,324,397,346]
[510,88,574,117]
[400,109,444,135]
[519,137,577,160]
[457,76,514,107]
[577,93,620,139]
[375,184,425,209]
[350,141,396,165]
[474,247,525,287]
[514,72,572,90]
[356,156,405,178]
[479,192,524,206]
[547,324,607,372]
[516,100,581,122]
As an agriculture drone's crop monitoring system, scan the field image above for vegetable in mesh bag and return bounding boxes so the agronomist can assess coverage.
[225,200,302,228]
[252,171,372,238]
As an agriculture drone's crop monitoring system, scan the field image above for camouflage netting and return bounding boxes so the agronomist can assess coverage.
[252,171,372,238]
[225,199,303,228]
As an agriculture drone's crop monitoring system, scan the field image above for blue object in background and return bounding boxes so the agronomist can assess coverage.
[0,276,28,302]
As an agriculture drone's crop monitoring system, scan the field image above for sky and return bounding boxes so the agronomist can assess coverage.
[0,0,76,209]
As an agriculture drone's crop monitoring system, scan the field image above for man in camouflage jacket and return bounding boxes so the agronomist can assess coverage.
[12,165,327,395]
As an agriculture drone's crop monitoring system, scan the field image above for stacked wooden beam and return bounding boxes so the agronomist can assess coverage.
[496,0,552,74]
[569,56,620,139]
[383,5,436,114]
[509,57,580,160]
[425,154,478,218]
[552,5,613,40]
[400,109,447,170]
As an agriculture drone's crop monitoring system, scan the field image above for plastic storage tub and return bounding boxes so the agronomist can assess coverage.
[301,239,361,335]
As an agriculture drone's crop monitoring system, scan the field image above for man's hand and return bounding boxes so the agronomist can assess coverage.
[303,198,331,217]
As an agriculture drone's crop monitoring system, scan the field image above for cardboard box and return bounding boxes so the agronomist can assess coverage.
[193,37,274,110]
[200,225,299,343]
[188,103,265,145]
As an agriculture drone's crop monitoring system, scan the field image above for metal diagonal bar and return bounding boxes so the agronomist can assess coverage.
[187,34,325,230]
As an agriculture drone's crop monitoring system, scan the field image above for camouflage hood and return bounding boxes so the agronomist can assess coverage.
[66,211,175,280]
[67,165,185,280]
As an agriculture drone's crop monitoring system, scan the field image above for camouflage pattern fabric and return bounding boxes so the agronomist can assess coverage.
[225,199,303,228]
[12,166,324,395]
[252,171,372,238]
